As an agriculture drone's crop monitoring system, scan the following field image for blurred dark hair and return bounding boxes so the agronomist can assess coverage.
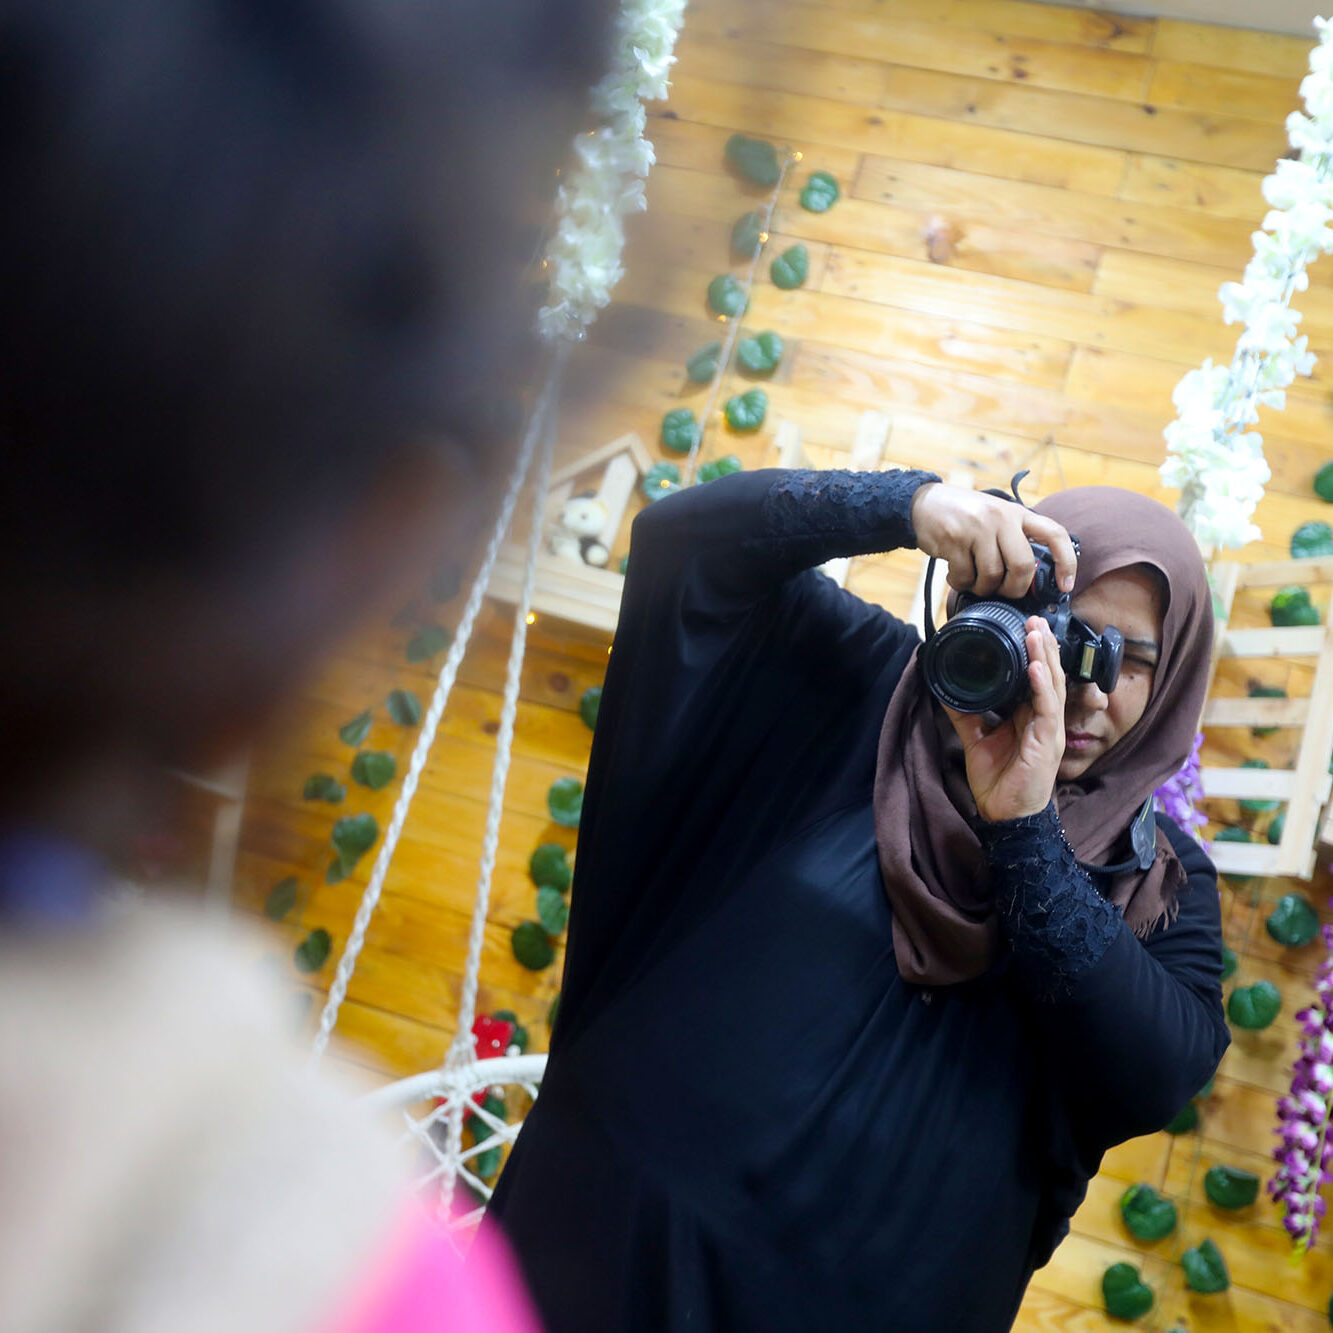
[0,0,610,588]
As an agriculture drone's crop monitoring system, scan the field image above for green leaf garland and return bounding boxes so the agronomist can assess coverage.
[1292,520,1333,557]
[529,843,572,892]
[547,777,584,828]
[1266,892,1319,947]
[537,885,569,935]
[736,330,783,374]
[1181,1238,1229,1294]
[731,210,764,257]
[303,773,346,803]
[725,389,767,432]
[770,243,809,289]
[724,133,781,187]
[697,456,744,484]
[1271,585,1320,626]
[707,274,748,317]
[512,920,555,970]
[642,461,681,503]
[686,342,722,383]
[294,927,332,973]
[386,688,422,726]
[1204,1164,1259,1209]
[661,408,701,454]
[264,877,300,921]
[338,710,373,747]
[1228,979,1281,1029]
[351,750,397,791]
[1119,1183,1178,1240]
[799,170,840,212]
[1102,1263,1154,1321]
[407,624,452,663]
[580,686,602,730]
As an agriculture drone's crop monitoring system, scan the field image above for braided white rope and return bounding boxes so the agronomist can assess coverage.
[436,347,564,1214]
[310,353,567,1063]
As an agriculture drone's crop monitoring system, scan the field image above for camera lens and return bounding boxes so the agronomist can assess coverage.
[921,601,1029,715]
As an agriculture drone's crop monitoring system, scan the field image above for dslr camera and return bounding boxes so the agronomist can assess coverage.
[919,478,1125,718]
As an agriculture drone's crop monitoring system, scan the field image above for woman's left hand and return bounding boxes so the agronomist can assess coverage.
[942,617,1066,823]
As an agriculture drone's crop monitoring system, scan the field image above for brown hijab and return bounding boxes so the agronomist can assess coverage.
[873,486,1215,987]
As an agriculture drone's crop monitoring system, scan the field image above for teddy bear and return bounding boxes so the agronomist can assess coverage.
[549,492,609,567]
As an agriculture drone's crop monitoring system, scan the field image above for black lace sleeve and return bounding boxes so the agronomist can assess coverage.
[977,802,1122,1002]
[629,467,941,610]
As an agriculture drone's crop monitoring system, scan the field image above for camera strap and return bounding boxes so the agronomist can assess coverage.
[1075,795,1157,876]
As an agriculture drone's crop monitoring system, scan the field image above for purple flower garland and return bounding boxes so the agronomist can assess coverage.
[1153,731,1209,849]
[1271,927,1333,1248]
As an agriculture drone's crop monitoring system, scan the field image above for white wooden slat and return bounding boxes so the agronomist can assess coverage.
[1202,696,1310,728]
[1219,626,1326,658]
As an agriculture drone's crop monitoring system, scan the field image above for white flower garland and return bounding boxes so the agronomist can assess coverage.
[1161,16,1333,548]
[537,0,689,342]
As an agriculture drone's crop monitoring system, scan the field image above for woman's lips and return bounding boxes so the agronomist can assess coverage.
[1066,732,1099,752]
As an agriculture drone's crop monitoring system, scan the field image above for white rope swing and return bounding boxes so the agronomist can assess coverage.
[311,343,567,1219]
[307,0,687,1221]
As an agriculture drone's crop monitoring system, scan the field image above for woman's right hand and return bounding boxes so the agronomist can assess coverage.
[909,482,1078,600]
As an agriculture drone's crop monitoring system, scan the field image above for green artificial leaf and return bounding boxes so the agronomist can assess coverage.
[548,992,561,1029]
[725,133,781,186]
[1197,1075,1215,1098]
[1271,585,1320,626]
[1102,1262,1154,1321]
[770,243,809,290]
[1204,1164,1260,1210]
[642,461,681,504]
[1249,682,1286,737]
[725,388,768,432]
[264,877,300,921]
[339,709,373,747]
[1228,979,1282,1030]
[799,169,840,212]
[547,777,584,828]
[1181,1238,1229,1294]
[1267,892,1319,947]
[351,750,397,791]
[697,455,745,484]
[326,856,351,885]
[736,330,784,374]
[1315,460,1333,502]
[1163,1101,1199,1134]
[1119,1183,1178,1241]
[472,1146,501,1179]
[491,1010,530,1055]
[303,773,346,803]
[686,341,722,384]
[386,688,422,726]
[430,562,461,602]
[707,273,749,318]
[1292,520,1333,558]
[529,842,572,892]
[1268,810,1286,844]
[1220,945,1238,980]
[731,210,764,258]
[1238,757,1281,814]
[537,885,569,936]
[512,920,555,970]
[294,927,332,973]
[331,812,379,867]
[407,624,451,663]
[580,685,602,730]
[471,1090,507,1144]
[618,555,629,575]
[1215,825,1251,843]
[661,408,701,454]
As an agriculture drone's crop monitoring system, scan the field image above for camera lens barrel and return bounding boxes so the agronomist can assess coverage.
[921,600,1031,716]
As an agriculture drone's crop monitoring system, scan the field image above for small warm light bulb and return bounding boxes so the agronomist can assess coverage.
[793,151,804,161]
[526,613,537,625]
[759,232,770,243]
[607,644,613,654]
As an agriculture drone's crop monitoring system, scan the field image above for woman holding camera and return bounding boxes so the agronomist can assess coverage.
[490,467,1228,1332]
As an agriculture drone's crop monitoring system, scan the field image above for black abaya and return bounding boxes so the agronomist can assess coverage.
[489,469,1229,1332]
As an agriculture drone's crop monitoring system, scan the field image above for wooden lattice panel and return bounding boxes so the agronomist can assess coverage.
[1201,555,1333,879]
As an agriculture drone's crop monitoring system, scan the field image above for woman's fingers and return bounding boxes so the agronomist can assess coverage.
[1019,511,1078,592]
[996,520,1038,600]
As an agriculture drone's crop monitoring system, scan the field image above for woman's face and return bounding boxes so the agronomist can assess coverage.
[1058,565,1165,782]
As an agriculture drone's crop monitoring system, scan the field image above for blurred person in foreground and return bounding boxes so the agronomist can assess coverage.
[0,1,608,1328]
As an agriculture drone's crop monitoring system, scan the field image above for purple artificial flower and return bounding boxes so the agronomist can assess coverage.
[1270,904,1333,1251]
[1153,731,1209,848]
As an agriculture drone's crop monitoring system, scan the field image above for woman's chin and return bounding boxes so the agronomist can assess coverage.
[1057,752,1094,782]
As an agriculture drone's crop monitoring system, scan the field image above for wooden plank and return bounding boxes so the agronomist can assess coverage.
[1200,765,1323,802]
[639,150,1102,292]
[683,0,1152,102]
[1094,250,1333,330]
[1152,19,1317,80]
[820,244,1259,377]
[664,73,1127,193]
[1147,59,1303,122]
[856,154,1257,269]
[1221,627,1328,658]
[611,260,1075,389]
[1278,617,1333,869]
[874,62,1287,171]
[1118,153,1271,222]
[1203,695,1310,728]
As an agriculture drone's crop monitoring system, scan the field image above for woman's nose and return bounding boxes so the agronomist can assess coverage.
[1069,678,1109,711]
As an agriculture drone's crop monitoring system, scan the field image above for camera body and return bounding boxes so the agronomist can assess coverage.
[920,539,1126,717]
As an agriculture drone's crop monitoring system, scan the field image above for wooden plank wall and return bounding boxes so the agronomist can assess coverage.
[228,1,1333,1327]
